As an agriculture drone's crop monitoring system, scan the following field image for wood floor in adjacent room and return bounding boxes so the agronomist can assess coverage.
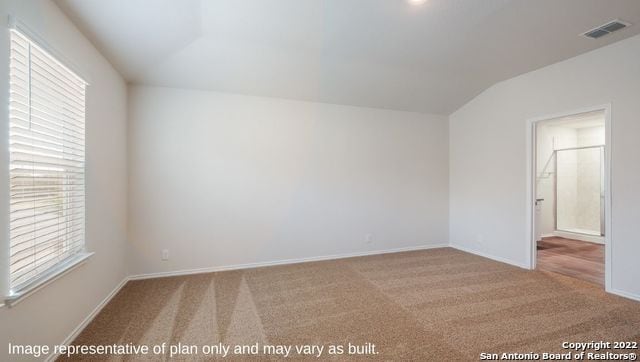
[537,237,604,286]
[62,248,639,361]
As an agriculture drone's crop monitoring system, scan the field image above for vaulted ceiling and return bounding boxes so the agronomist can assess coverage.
[55,0,640,115]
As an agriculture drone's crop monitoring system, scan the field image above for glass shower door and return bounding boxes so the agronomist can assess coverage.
[555,146,604,236]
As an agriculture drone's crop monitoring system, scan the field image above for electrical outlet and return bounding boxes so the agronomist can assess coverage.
[161,249,169,261]
[365,234,373,244]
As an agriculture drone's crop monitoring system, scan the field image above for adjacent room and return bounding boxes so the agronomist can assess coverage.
[1,0,639,361]
[535,110,607,286]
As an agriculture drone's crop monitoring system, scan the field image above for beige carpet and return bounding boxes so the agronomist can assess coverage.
[61,248,640,361]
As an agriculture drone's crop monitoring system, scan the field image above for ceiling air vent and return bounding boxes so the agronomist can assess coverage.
[582,19,631,39]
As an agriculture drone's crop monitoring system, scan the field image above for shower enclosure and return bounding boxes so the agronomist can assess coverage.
[555,145,605,236]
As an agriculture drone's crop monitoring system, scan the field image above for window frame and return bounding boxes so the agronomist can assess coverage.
[4,18,93,307]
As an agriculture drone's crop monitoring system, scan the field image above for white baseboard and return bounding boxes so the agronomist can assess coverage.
[40,241,640,362]
[45,276,130,362]
[609,288,640,302]
[129,243,449,281]
[45,243,446,361]
[449,243,530,269]
[552,230,604,244]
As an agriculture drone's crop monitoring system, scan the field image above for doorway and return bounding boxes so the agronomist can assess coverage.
[529,106,611,289]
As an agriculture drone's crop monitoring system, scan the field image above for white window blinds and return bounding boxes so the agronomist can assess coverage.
[8,29,87,295]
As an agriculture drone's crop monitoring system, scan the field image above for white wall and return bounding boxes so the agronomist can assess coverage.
[450,34,640,298]
[0,0,128,360]
[128,86,449,276]
[577,126,605,147]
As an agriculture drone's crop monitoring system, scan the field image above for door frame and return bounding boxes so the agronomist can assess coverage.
[525,104,612,291]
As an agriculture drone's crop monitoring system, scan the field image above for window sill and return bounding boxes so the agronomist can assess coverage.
[3,252,94,308]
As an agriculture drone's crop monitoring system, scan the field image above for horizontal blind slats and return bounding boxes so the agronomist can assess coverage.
[10,125,86,150]
[30,62,86,96]
[10,240,85,278]
[11,242,85,284]
[11,105,86,139]
[10,192,84,204]
[11,223,84,255]
[13,215,84,245]
[10,135,85,154]
[12,248,85,288]
[29,94,85,125]
[10,151,84,168]
[10,167,84,177]
[10,143,85,160]
[10,183,85,193]
[10,115,86,144]
[11,175,85,183]
[11,237,85,269]
[29,75,85,112]
[29,72,85,112]
[17,229,85,251]
[31,46,86,88]
[10,204,85,223]
[10,194,85,208]
[11,225,85,251]
[8,29,87,293]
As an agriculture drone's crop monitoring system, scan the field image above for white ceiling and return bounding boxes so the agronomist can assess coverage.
[55,0,640,115]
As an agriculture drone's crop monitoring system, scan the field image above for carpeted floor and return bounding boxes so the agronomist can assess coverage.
[61,248,640,361]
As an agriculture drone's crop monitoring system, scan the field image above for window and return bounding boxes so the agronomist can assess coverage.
[8,28,88,300]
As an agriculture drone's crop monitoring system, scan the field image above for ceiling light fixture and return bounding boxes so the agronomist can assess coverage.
[408,0,427,5]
